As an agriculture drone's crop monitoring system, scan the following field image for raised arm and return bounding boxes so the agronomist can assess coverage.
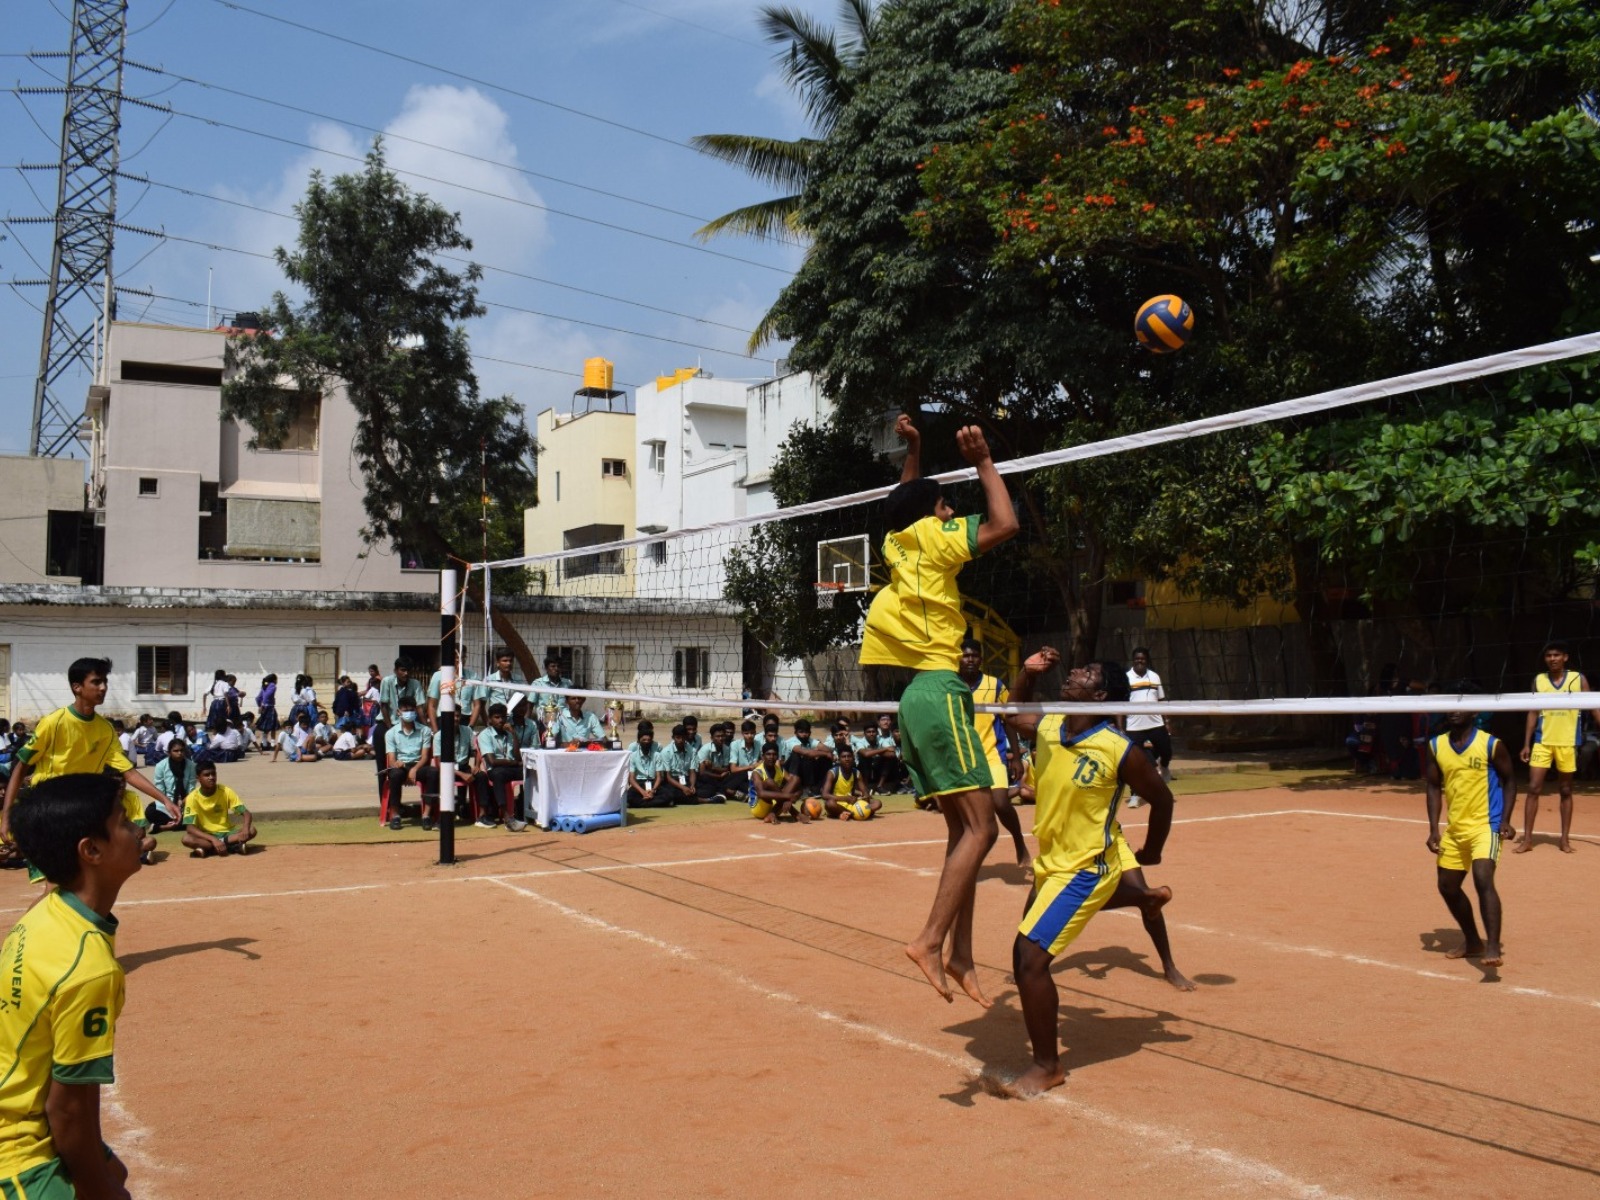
[896,413,921,482]
[956,426,1020,554]
[1007,647,1060,741]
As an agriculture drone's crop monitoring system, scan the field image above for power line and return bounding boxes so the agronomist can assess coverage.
[598,0,768,49]
[203,0,698,153]
[96,170,756,336]
[120,58,725,228]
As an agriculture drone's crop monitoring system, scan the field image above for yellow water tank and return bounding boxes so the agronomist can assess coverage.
[583,357,614,391]
[655,367,698,391]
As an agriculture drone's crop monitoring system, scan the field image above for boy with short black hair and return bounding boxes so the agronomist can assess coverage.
[658,724,698,804]
[695,723,735,802]
[750,742,801,824]
[824,747,881,820]
[681,715,703,752]
[2,772,141,1199]
[181,762,257,856]
[782,719,834,796]
[476,704,525,830]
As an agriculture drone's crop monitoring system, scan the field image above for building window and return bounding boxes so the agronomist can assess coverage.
[259,391,320,452]
[138,477,159,497]
[544,646,589,688]
[137,645,189,695]
[555,471,560,503]
[560,524,624,580]
[674,647,710,690]
[601,458,627,478]
[646,440,666,474]
[646,540,666,566]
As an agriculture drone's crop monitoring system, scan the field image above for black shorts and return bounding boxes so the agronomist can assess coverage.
[1130,724,1172,766]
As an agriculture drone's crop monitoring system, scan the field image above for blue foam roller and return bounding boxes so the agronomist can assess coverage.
[556,815,577,832]
[571,812,623,834]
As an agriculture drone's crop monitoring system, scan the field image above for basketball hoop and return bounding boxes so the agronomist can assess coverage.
[814,582,847,609]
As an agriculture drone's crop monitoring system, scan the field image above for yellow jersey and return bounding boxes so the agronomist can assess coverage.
[15,706,132,783]
[0,890,123,1176]
[860,514,980,672]
[970,673,1010,767]
[1533,671,1583,748]
[1032,716,1132,879]
[1430,729,1505,834]
[754,762,789,790]
[829,768,859,798]
[183,783,247,835]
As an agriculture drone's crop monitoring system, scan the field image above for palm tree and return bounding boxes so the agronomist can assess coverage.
[692,2,877,346]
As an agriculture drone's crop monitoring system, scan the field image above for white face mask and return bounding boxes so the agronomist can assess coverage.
[399,711,417,725]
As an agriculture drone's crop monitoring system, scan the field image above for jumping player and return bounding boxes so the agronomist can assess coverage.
[957,638,1029,866]
[1424,704,1515,966]
[1004,649,1182,1095]
[1,772,142,1199]
[1517,642,1598,853]
[860,414,1019,1005]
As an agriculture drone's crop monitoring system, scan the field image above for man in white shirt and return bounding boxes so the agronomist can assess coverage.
[1125,646,1173,808]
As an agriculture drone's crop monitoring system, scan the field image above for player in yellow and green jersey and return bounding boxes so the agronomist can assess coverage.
[1517,641,1599,854]
[860,415,1019,1007]
[1424,701,1516,966]
[957,638,1029,867]
[1,772,142,1199]
[1003,649,1184,1096]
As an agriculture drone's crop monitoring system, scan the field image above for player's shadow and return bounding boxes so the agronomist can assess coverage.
[1054,944,1235,988]
[1283,772,1417,793]
[937,986,1191,1106]
[977,860,1032,885]
[1417,928,1501,982]
[121,936,260,974]
[452,839,563,864]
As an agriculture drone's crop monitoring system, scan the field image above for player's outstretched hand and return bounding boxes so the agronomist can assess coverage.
[1134,846,1161,867]
[955,425,993,465]
[1426,831,1442,855]
[894,413,920,444]
[1024,647,1060,675]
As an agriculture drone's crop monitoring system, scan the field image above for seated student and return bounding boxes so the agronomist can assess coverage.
[151,742,196,832]
[2,772,143,1200]
[155,713,186,756]
[527,655,568,711]
[694,723,736,802]
[681,715,703,752]
[884,721,912,794]
[782,719,834,797]
[291,714,322,763]
[857,724,892,794]
[475,704,526,831]
[657,724,698,804]
[625,719,654,756]
[382,702,432,831]
[311,712,337,755]
[750,743,803,823]
[626,724,670,808]
[114,719,132,758]
[0,719,14,784]
[329,725,374,761]
[728,719,763,792]
[420,719,479,832]
[554,695,606,746]
[824,747,882,820]
[270,723,306,763]
[180,762,256,856]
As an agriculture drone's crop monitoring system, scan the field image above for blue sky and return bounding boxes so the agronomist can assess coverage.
[1,0,830,455]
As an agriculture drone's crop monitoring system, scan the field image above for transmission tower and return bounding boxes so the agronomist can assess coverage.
[28,0,128,458]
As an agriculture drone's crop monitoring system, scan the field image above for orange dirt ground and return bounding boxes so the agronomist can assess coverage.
[8,781,1599,1199]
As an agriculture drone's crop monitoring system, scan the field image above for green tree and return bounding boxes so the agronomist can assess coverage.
[221,143,542,672]
[724,419,891,663]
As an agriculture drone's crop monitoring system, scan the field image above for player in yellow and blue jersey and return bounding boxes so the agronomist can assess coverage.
[1,773,143,1199]
[1517,642,1599,854]
[957,638,1029,866]
[1424,702,1516,966]
[1003,649,1183,1095]
[860,415,1019,1007]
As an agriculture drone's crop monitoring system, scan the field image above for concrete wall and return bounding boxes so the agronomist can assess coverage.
[94,322,430,594]
[524,407,635,597]
[0,457,88,584]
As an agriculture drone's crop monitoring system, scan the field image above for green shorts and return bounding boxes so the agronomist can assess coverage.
[4,1156,80,1199]
[897,670,993,799]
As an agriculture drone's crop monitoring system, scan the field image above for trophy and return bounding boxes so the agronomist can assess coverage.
[604,700,624,750]
[540,699,560,748]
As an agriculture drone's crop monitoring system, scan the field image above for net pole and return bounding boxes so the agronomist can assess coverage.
[437,568,458,866]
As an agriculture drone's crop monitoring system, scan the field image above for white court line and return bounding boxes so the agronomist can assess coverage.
[484,875,1340,1200]
[103,1083,174,1200]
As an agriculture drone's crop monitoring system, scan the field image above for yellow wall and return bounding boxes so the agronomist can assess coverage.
[524,408,636,598]
[1141,578,1300,630]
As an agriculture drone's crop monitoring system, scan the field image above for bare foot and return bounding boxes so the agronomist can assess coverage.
[1138,884,1173,918]
[1482,944,1504,967]
[945,960,993,1008]
[1559,840,1575,854]
[1163,964,1197,991]
[1003,1063,1066,1098]
[761,812,777,825]
[1513,838,1534,854]
[1445,942,1485,960]
[904,942,953,1002]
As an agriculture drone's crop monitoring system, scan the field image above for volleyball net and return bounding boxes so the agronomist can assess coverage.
[457,332,1600,742]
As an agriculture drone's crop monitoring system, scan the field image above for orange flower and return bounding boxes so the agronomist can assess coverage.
[1251,119,1272,132]
[1327,55,1346,65]
[1370,44,1391,57]
[1186,98,1207,111]
[1357,84,1380,99]
[1222,68,1241,78]
[1162,115,1178,127]
[1284,60,1312,84]
[1141,202,1156,212]
[1334,119,1352,128]
[1441,71,1459,86]
[1010,64,1023,74]
[1315,136,1333,150]
[1410,36,1426,47]
[1246,79,1265,90]
[1385,139,1407,157]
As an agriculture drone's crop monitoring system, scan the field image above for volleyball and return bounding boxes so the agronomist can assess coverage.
[1134,294,1194,353]
[851,799,874,821]
[804,796,825,819]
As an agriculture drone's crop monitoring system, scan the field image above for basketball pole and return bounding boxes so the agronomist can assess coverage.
[438,569,458,866]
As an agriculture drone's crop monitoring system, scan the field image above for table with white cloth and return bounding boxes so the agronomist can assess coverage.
[520,748,629,830]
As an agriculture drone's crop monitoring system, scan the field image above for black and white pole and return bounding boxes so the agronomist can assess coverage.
[438,568,459,866]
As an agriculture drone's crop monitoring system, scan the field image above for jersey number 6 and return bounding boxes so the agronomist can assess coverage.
[82,1007,108,1037]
